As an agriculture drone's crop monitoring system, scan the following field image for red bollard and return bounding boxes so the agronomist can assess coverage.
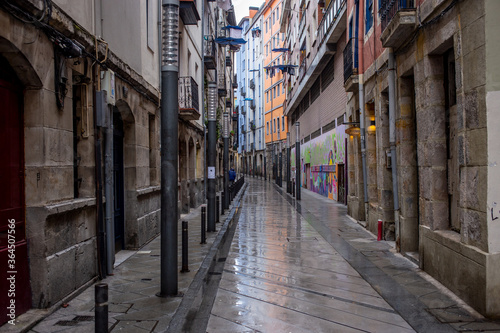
[377,220,383,241]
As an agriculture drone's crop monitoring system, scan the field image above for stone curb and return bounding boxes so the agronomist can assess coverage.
[165,182,248,332]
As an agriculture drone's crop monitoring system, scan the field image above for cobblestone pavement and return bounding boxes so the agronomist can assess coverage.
[2,186,245,333]
[4,177,500,333]
[207,178,500,333]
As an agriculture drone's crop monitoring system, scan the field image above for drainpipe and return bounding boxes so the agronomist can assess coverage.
[356,0,369,220]
[388,48,400,247]
[359,76,368,219]
[94,70,106,279]
[104,105,114,275]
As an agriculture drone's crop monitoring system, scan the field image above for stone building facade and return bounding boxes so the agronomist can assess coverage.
[0,0,234,323]
[343,0,500,318]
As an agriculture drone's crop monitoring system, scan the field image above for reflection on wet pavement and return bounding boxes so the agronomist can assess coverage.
[207,179,415,333]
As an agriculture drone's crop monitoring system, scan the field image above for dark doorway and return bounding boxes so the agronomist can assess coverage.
[113,110,125,252]
[0,78,31,323]
[338,163,346,204]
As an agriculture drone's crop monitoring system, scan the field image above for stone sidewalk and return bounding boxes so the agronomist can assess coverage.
[273,179,500,332]
[1,185,246,333]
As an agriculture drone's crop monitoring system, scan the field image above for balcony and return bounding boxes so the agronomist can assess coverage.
[250,121,256,131]
[240,107,246,115]
[299,58,307,82]
[251,142,255,151]
[232,81,238,89]
[249,78,255,90]
[343,38,358,92]
[380,0,417,48]
[240,86,246,97]
[204,36,216,69]
[317,0,346,46]
[241,124,247,133]
[179,0,200,25]
[218,75,227,97]
[249,99,256,110]
[178,76,200,120]
[226,98,232,108]
[232,111,238,121]
[226,56,232,67]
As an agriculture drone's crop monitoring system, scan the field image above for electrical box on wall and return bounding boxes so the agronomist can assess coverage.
[101,70,116,105]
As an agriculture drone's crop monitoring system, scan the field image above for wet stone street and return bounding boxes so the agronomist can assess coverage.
[206,178,494,333]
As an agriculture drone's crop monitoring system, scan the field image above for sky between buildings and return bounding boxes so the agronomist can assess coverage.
[233,0,264,23]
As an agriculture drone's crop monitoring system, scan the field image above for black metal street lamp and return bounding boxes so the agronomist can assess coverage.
[159,0,179,297]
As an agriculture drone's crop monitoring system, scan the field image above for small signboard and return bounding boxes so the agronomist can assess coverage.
[208,166,215,179]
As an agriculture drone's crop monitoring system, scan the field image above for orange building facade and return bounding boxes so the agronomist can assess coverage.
[262,0,288,178]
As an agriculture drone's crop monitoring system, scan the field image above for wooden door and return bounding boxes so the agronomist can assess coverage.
[0,79,31,323]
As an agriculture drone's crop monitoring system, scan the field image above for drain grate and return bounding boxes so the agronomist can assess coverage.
[55,320,79,327]
[73,316,94,322]
[55,316,94,326]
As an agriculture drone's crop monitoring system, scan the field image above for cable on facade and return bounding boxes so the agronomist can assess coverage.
[395,0,459,56]
[0,0,159,104]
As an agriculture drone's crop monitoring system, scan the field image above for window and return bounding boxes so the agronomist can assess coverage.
[282,116,285,131]
[365,0,373,33]
[267,122,269,135]
[265,20,268,33]
[277,5,280,20]
[277,84,280,96]
[147,0,155,49]
[274,87,276,98]
[266,91,269,102]
[277,118,280,132]
[274,119,276,132]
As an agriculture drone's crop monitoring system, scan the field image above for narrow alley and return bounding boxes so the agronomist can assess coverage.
[206,178,493,332]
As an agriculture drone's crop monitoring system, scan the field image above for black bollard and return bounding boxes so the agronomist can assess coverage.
[95,283,108,333]
[201,205,206,244]
[221,192,225,215]
[216,195,220,223]
[181,221,190,273]
[292,179,295,197]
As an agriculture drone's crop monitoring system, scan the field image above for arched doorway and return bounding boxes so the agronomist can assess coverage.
[113,110,125,251]
[0,58,31,323]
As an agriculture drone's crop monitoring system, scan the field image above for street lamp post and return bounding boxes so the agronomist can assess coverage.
[207,82,217,232]
[159,0,179,297]
[223,112,229,210]
[273,143,279,185]
[295,122,301,200]
[286,133,290,193]
[279,140,283,187]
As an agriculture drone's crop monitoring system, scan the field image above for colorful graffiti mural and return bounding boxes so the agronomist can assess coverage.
[291,126,347,201]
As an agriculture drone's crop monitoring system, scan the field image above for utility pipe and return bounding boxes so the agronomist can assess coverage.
[388,48,400,244]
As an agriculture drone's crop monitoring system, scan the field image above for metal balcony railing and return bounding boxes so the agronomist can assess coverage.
[249,78,255,90]
[299,58,307,82]
[240,86,246,96]
[343,38,358,83]
[226,56,232,67]
[218,75,226,96]
[380,0,416,32]
[178,76,199,112]
[203,36,216,69]
[317,0,346,45]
